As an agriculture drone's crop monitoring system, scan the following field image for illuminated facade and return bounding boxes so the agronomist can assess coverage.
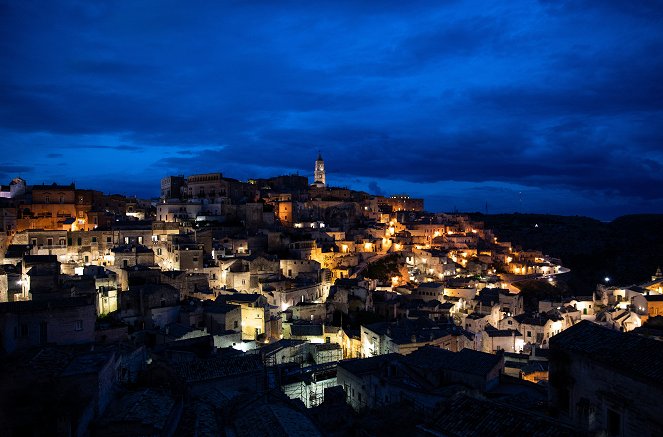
[313,152,326,188]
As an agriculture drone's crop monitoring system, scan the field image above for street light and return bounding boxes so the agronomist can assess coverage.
[604,277,610,283]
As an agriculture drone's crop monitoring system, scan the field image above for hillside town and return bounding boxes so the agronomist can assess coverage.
[1,155,662,436]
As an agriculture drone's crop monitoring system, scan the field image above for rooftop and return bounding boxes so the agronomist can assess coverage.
[97,389,178,432]
[550,320,663,387]
[422,393,580,437]
[0,296,95,314]
[337,353,399,376]
[171,354,263,383]
[484,325,523,338]
[61,351,115,377]
[403,346,502,377]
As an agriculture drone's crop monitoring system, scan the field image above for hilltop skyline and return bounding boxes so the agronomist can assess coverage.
[2,1,663,220]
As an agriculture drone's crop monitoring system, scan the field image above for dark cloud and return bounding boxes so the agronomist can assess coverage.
[368,181,385,196]
[76,145,142,151]
[1,0,662,218]
[0,164,32,173]
[0,164,32,181]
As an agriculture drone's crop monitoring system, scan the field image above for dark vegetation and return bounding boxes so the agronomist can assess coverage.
[332,309,385,330]
[363,254,402,282]
[469,213,663,295]
[512,279,571,313]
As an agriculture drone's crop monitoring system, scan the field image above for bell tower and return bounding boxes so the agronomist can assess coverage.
[314,152,326,188]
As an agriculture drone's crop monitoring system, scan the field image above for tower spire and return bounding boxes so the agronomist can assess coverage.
[313,151,326,188]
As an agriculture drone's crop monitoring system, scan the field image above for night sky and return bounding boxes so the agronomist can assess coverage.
[2,1,662,220]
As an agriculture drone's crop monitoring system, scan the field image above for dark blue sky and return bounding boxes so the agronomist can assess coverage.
[2,1,662,219]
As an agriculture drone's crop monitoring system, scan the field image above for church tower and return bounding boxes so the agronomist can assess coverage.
[313,152,326,188]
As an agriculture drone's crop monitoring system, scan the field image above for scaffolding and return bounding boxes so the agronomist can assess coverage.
[263,341,342,408]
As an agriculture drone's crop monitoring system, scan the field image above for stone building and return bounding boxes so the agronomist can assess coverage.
[549,321,663,436]
[160,175,186,201]
[111,244,155,268]
[201,298,242,335]
[119,283,180,329]
[0,198,17,235]
[377,195,424,212]
[20,255,61,300]
[217,293,267,340]
[0,296,96,353]
[360,319,472,357]
[338,345,502,411]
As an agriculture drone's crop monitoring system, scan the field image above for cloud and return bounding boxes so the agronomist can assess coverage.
[368,181,385,196]
[0,0,662,218]
[0,164,32,181]
[0,164,32,173]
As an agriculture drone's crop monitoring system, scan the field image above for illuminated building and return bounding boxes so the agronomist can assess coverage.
[313,152,326,188]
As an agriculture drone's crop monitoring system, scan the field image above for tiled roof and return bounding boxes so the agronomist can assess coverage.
[217,293,264,304]
[337,354,399,376]
[514,313,559,326]
[0,296,94,314]
[172,354,263,383]
[484,326,522,338]
[365,318,461,344]
[423,393,580,437]
[203,301,240,314]
[403,346,502,377]
[550,320,663,385]
[61,351,115,376]
[98,389,177,431]
[164,323,198,339]
[234,403,322,437]
[259,339,306,356]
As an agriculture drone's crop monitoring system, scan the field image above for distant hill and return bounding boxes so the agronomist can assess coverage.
[467,213,663,294]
